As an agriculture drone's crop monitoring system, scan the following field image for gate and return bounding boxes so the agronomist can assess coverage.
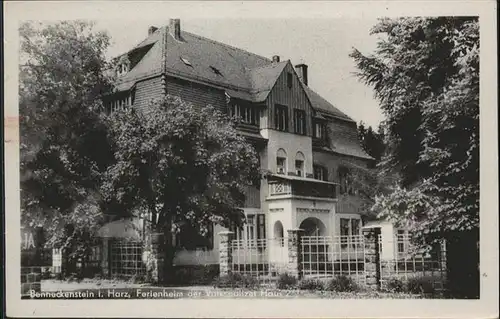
[301,235,366,285]
[109,240,145,277]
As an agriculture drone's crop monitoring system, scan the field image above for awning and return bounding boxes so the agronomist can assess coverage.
[97,218,142,241]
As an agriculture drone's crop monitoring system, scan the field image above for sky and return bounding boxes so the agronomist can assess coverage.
[97,18,384,128]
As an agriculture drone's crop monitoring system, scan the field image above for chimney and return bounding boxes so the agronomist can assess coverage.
[169,18,181,40]
[272,55,280,63]
[148,26,158,35]
[295,64,308,86]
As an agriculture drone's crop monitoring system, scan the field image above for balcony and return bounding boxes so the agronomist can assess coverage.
[267,174,337,200]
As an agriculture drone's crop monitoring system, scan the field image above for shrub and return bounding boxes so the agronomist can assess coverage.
[276,273,297,290]
[326,275,358,292]
[406,276,436,295]
[297,278,324,291]
[172,265,219,285]
[385,278,404,293]
[212,273,259,289]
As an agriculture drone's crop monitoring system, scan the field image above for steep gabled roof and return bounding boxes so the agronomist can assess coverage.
[114,24,370,160]
[115,26,356,119]
[302,84,354,122]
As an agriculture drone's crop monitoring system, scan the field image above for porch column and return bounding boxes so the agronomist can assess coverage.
[362,227,381,291]
[218,231,234,277]
[287,228,304,280]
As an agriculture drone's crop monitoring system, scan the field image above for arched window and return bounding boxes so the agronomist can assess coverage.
[276,149,287,174]
[338,166,354,195]
[295,152,305,177]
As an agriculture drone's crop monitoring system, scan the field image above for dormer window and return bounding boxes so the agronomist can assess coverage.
[180,57,192,67]
[210,66,222,76]
[117,63,129,76]
[314,122,326,140]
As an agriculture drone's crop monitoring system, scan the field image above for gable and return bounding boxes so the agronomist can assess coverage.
[265,62,314,134]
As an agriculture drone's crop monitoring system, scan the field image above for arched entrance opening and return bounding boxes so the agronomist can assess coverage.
[299,217,329,271]
[299,217,327,236]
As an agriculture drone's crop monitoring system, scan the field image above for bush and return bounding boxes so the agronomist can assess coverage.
[172,265,219,285]
[276,273,297,290]
[326,275,357,292]
[212,273,259,289]
[385,278,404,293]
[406,276,436,295]
[297,278,324,291]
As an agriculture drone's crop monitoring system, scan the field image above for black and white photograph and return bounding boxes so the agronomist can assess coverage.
[3,1,498,318]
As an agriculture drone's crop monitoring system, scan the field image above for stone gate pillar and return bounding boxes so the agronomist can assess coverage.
[287,228,304,280]
[101,238,110,278]
[218,231,234,277]
[147,232,165,284]
[21,226,45,297]
[362,227,381,291]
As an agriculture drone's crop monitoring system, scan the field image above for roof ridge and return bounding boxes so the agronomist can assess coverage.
[181,29,271,64]
[250,60,288,72]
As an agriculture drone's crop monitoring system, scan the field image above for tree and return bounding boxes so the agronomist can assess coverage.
[101,95,260,283]
[357,121,385,163]
[19,21,114,272]
[351,17,479,297]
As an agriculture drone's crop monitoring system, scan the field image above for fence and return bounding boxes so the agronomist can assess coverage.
[379,234,447,291]
[221,228,447,291]
[230,238,288,283]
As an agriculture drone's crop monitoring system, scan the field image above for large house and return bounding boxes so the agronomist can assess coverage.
[95,19,388,278]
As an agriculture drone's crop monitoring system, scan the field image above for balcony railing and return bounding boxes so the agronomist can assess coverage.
[268,175,337,199]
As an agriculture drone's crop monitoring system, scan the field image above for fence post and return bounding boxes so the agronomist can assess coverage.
[218,231,234,277]
[287,228,304,280]
[362,227,381,291]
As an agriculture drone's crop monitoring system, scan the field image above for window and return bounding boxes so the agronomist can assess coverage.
[232,214,266,248]
[246,215,255,241]
[340,218,362,248]
[275,104,288,131]
[229,104,259,125]
[295,152,305,177]
[397,229,407,254]
[180,57,192,67]
[293,109,306,135]
[314,122,326,140]
[287,72,293,88]
[277,157,286,174]
[257,215,266,240]
[295,160,304,177]
[338,167,354,195]
[313,165,328,181]
[276,149,287,174]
